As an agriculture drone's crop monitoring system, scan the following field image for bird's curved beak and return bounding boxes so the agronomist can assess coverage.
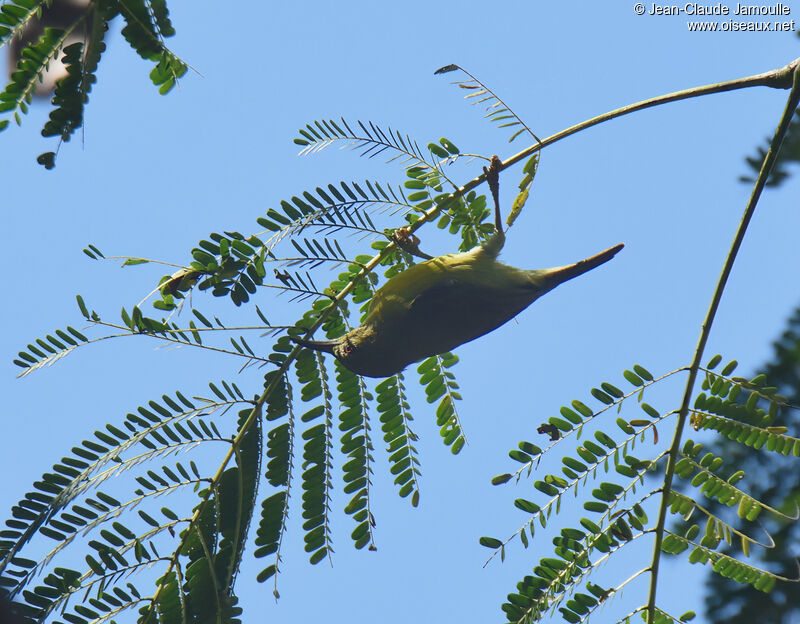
[290,336,339,355]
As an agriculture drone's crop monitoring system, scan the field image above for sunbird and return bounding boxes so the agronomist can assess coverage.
[293,160,623,378]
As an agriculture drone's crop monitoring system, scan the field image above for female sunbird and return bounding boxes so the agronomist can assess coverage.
[293,163,623,378]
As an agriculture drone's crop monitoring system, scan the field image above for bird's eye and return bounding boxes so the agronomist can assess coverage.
[342,340,355,356]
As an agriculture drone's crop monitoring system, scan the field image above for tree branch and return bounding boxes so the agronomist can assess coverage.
[498,56,800,173]
[646,62,800,624]
[142,55,800,620]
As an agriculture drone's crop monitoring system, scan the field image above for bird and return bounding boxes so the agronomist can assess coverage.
[292,159,623,378]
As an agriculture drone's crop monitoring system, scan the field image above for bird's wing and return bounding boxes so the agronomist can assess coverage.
[406,278,463,315]
[406,276,536,350]
[409,277,531,314]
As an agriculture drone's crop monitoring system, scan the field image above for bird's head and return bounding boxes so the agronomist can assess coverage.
[291,334,353,361]
[291,326,409,378]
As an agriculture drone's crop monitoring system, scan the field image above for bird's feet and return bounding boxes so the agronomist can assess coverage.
[391,227,433,260]
[484,154,503,233]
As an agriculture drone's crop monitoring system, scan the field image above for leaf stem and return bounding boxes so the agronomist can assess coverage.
[645,63,800,624]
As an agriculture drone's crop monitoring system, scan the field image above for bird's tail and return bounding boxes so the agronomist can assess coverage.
[541,243,625,288]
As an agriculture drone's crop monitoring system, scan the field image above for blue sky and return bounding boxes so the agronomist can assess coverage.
[2,2,800,623]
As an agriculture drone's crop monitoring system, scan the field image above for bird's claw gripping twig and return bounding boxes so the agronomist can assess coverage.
[391,227,433,260]
[484,154,503,233]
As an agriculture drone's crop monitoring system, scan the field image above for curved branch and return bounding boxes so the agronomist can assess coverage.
[646,63,800,624]
[497,56,800,174]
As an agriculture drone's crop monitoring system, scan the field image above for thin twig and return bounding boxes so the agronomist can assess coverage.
[645,63,800,624]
